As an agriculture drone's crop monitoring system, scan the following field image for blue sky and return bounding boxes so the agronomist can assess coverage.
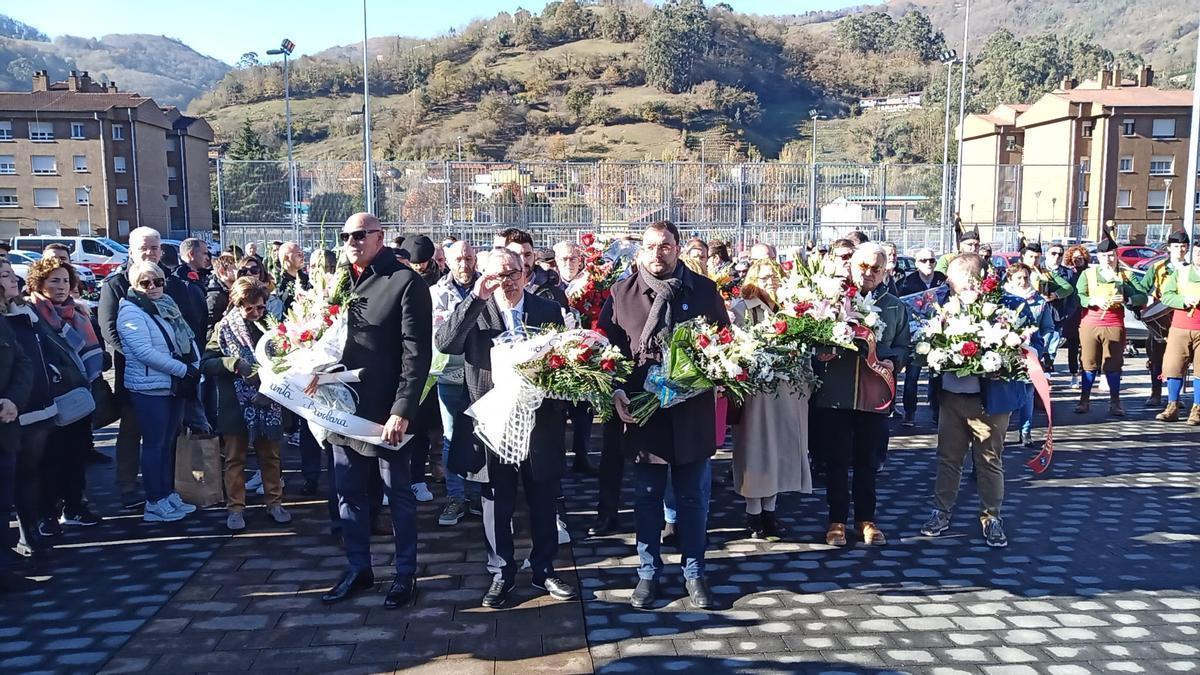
[6,0,862,65]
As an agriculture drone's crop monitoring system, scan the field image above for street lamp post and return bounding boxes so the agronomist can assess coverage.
[939,49,958,245]
[1161,178,1174,235]
[266,39,297,236]
[809,109,826,242]
[362,0,374,214]
[953,0,972,216]
[456,136,463,162]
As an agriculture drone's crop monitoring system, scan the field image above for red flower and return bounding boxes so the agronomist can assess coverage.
[981,276,999,293]
[581,233,596,247]
[280,338,291,351]
[324,315,334,327]
[187,270,199,282]
[845,283,858,299]
[299,330,314,342]
[730,286,742,298]
[735,372,749,382]
[773,320,788,335]
[793,301,812,315]
[577,348,593,363]
[782,260,794,271]
[717,327,734,345]
[277,323,288,335]
[600,358,616,372]
[328,304,341,316]
[696,334,711,349]
[960,341,979,357]
[548,354,567,370]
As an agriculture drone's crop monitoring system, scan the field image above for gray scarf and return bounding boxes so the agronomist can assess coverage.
[638,262,684,358]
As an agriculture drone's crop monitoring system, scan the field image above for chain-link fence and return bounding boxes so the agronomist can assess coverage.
[217,160,1083,253]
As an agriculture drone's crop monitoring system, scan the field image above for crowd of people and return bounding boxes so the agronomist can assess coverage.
[0,217,1194,609]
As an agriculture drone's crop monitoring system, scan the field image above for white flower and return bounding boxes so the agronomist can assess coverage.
[928,349,947,371]
[951,351,965,365]
[945,316,976,338]
[944,297,962,314]
[1003,332,1023,348]
[959,290,980,305]
[831,321,854,345]
[816,276,845,298]
[923,317,943,336]
[915,341,931,355]
[981,302,998,318]
[863,312,879,328]
[981,351,1003,373]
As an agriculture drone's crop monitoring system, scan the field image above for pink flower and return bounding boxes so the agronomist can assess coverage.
[773,320,788,335]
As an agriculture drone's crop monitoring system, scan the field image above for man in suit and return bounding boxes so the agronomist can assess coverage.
[435,248,577,608]
[320,213,433,609]
[603,220,729,610]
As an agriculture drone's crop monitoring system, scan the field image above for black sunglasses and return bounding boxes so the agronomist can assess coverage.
[918,258,936,263]
[339,229,381,243]
[836,253,853,261]
[137,278,165,289]
[238,267,261,277]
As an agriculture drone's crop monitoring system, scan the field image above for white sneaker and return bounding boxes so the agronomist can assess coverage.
[167,492,196,515]
[411,482,433,502]
[144,499,185,523]
[557,516,571,544]
[245,470,263,491]
[1070,375,1080,388]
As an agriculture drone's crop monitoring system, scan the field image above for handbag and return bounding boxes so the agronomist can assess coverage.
[91,378,120,429]
[53,386,96,427]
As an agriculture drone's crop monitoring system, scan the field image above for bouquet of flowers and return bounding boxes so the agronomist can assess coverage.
[745,313,821,395]
[567,232,633,328]
[912,277,1030,380]
[710,264,743,303]
[513,327,634,422]
[629,318,760,425]
[261,267,352,374]
[776,261,883,351]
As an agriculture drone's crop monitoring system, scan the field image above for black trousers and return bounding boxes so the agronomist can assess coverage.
[566,402,593,464]
[596,419,625,518]
[44,415,93,515]
[821,409,888,524]
[482,459,560,583]
[15,423,52,552]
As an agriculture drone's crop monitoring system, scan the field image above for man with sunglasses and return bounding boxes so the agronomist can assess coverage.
[321,213,432,610]
[98,226,198,510]
[898,248,947,427]
[1043,243,1081,376]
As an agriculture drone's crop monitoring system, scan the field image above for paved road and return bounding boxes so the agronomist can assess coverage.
[2,364,1197,674]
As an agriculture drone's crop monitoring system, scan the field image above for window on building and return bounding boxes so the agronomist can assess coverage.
[1002,165,1018,182]
[29,122,54,141]
[167,165,177,180]
[114,156,126,173]
[1080,158,1091,174]
[30,155,57,175]
[117,219,130,236]
[112,124,125,141]
[0,220,18,237]
[0,155,13,174]
[33,188,59,208]
[35,220,59,235]
[0,121,11,140]
[1005,135,1017,151]
[1119,155,1133,173]
[1148,190,1168,210]
[75,187,90,205]
[1081,121,1094,138]
[166,194,178,207]
[1122,119,1135,136]
[1117,224,1132,242]
[77,219,91,235]
[1118,190,1132,208]
[1149,155,1174,175]
[73,155,87,172]
[1079,190,1089,207]
[0,188,17,206]
[115,188,128,205]
[1152,119,1176,138]
[71,122,86,139]
[1002,196,1015,212]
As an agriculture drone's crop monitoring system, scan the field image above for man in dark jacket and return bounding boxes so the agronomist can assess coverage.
[97,227,198,508]
[499,227,570,308]
[273,241,310,317]
[435,247,576,608]
[0,310,33,594]
[320,213,432,610]
[898,247,947,426]
[601,221,728,610]
[396,234,444,499]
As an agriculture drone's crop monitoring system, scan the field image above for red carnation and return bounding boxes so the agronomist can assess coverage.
[299,330,314,342]
[793,301,812,315]
[718,327,734,345]
[187,270,199,282]
[845,283,858,299]
[773,320,788,335]
[960,341,979,357]
[730,286,742,298]
[277,323,288,335]
[577,348,593,363]
[981,276,999,293]
[280,338,291,351]
[600,358,616,372]
[696,334,711,349]
[782,260,794,271]
[328,305,341,316]
[324,315,334,327]
[548,354,567,370]
[581,233,596,247]
[735,372,749,382]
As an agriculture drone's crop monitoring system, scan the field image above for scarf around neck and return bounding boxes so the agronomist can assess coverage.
[637,262,685,358]
[32,296,103,382]
[216,312,282,443]
[127,287,196,359]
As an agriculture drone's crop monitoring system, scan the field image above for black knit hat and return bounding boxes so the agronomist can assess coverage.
[1167,230,1190,245]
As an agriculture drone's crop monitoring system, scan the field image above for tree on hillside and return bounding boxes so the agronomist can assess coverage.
[564,85,594,122]
[601,8,634,42]
[235,52,260,69]
[969,31,1121,111]
[546,0,593,42]
[836,12,897,54]
[227,119,272,160]
[643,0,712,94]
[514,15,546,49]
[893,11,943,61]
[221,120,284,225]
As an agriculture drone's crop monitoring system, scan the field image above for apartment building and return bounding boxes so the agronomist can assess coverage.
[0,70,214,241]
[959,65,1196,244]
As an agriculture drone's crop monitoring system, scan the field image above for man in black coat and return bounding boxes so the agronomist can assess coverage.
[320,213,433,610]
[897,247,947,427]
[601,221,728,610]
[0,312,33,594]
[435,247,577,608]
[97,227,200,508]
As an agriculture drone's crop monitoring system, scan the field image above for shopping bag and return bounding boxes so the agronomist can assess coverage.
[174,430,224,507]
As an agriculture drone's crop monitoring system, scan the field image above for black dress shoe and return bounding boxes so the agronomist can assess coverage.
[630,578,658,609]
[384,575,416,609]
[481,578,515,608]
[572,459,597,476]
[300,478,319,496]
[533,575,577,600]
[686,577,714,609]
[321,569,374,604]
[587,515,619,537]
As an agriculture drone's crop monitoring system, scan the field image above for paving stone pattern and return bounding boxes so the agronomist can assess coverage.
[2,364,1197,674]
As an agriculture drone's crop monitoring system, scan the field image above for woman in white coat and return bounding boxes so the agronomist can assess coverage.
[730,259,812,541]
[117,261,201,523]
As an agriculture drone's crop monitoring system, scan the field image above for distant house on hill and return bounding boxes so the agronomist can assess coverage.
[858,92,923,113]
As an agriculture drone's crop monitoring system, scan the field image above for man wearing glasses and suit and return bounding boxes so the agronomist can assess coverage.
[321,213,433,610]
[898,247,947,427]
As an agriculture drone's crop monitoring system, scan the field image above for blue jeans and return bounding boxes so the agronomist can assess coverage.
[635,459,711,581]
[663,461,712,524]
[1018,383,1035,435]
[130,393,184,503]
[437,382,480,501]
[332,444,417,575]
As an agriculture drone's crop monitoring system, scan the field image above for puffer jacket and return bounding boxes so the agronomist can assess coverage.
[116,298,195,395]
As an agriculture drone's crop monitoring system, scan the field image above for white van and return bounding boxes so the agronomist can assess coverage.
[11,236,128,279]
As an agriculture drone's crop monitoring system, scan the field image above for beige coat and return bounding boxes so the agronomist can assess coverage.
[730,297,813,499]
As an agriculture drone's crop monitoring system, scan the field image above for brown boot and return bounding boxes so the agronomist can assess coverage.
[859,521,887,546]
[1187,405,1200,426]
[1110,393,1125,417]
[825,523,847,546]
[1074,390,1090,414]
[1157,401,1181,422]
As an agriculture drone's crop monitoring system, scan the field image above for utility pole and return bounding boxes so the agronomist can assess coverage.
[953,0,972,216]
[1184,9,1200,237]
[362,0,374,214]
[939,49,958,238]
[266,39,297,235]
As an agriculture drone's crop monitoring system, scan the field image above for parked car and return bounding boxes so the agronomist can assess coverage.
[1115,246,1159,268]
[3,249,97,291]
[11,235,127,279]
[894,255,915,276]
[1133,252,1167,270]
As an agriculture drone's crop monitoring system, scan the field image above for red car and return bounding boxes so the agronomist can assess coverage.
[1115,246,1160,268]
[1134,253,1167,270]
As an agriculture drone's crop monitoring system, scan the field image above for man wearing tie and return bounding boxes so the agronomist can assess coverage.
[435,248,577,608]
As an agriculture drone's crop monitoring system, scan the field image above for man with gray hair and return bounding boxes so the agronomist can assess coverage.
[99,227,197,509]
[897,246,947,427]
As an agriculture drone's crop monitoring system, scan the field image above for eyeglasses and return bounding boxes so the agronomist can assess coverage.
[238,267,261,277]
[835,252,853,261]
[918,258,936,263]
[137,278,165,289]
[243,303,266,313]
[857,263,884,273]
[497,270,522,281]
[339,229,381,243]
[1048,251,1063,257]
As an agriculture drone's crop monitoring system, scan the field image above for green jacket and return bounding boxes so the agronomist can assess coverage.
[1075,266,1147,311]
[813,290,910,411]
[1031,267,1074,300]
[1160,265,1200,310]
[200,328,251,436]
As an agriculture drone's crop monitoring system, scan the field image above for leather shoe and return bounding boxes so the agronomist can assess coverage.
[587,515,619,537]
[481,578,515,608]
[630,578,658,609]
[685,577,714,610]
[300,478,319,496]
[321,569,374,604]
[572,459,597,476]
[533,575,577,601]
[384,575,416,609]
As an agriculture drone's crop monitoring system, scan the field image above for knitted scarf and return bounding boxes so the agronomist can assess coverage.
[637,262,684,360]
[216,312,282,443]
[126,288,196,360]
[32,296,103,382]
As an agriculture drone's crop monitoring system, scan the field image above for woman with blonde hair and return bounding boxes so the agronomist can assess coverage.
[730,258,812,540]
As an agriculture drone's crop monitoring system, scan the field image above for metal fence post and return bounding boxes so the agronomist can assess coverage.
[215,158,225,246]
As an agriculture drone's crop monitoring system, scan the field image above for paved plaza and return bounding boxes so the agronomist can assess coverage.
[2,364,1198,674]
